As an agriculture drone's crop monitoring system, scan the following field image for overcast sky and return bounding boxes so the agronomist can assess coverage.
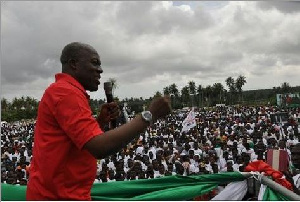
[1,1,300,101]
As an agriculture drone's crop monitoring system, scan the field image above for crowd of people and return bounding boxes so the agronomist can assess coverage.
[1,105,300,195]
[1,120,34,185]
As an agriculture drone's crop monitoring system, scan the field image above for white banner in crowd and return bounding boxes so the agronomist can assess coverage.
[211,180,248,201]
[181,108,196,133]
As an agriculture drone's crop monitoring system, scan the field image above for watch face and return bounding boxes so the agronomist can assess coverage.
[143,111,152,122]
[144,112,151,119]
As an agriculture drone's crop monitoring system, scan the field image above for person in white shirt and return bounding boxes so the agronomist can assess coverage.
[124,159,134,173]
[93,177,100,184]
[221,161,234,172]
[180,143,190,156]
[99,171,108,183]
[211,163,220,174]
[192,142,203,156]
[241,143,255,158]
[107,169,116,182]
[148,145,157,160]
[287,134,299,149]
[233,156,243,171]
[107,160,116,171]
[155,164,166,178]
[227,135,237,146]
[203,156,213,173]
[218,151,229,171]
[189,162,199,174]
[135,145,144,156]
[246,124,254,135]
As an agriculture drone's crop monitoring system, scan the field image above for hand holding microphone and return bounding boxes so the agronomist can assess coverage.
[96,82,120,130]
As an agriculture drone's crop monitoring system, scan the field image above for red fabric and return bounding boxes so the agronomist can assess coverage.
[275,178,293,190]
[245,160,293,191]
[26,73,103,200]
[194,189,217,201]
[266,149,289,172]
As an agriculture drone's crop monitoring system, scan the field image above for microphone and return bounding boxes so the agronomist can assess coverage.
[104,82,117,129]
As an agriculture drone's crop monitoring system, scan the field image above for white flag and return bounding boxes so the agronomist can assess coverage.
[123,103,129,123]
[181,108,196,133]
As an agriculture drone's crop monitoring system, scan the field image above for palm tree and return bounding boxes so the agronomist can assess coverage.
[108,78,118,94]
[154,91,162,98]
[212,83,225,104]
[12,97,21,110]
[181,86,190,107]
[188,81,196,95]
[197,85,203,107]
[25,96,38,110]
[163,86,170,95]
[169,83,179,109]
[188,81,196,107]
[225,77,236,105]
[236,75,246,102]
[169,83,179,97]
[203,85,213,107]
[225,77,235,90]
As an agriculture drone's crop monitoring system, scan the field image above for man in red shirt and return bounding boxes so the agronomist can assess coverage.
[26,42,171,200]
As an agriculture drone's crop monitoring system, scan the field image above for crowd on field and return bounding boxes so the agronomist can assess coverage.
[1,106,300,195]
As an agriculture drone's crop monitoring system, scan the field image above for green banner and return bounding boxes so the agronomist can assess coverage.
[2,172,246,201]
[3,172,288,201]
[263,187,290,201]
[90,173,245,200]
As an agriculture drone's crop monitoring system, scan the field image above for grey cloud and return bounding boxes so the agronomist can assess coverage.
[257,1,300,13]
[1,1,300,100]
[253,55,278,67]
[280,55,300,66]
[115,1,214,36]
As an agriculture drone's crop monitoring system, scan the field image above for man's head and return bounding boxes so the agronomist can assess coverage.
[278,140,286,149]
[226,161,233,172]
[60,42,103,91]
[223,151,229,160]
[255,141,266,153]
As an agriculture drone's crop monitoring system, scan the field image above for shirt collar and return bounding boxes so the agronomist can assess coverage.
[55,73,90,99]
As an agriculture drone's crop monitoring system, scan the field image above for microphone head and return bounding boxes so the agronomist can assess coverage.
[104,82,112,94]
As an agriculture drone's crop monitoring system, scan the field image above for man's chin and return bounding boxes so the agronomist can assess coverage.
[88,86,99,92]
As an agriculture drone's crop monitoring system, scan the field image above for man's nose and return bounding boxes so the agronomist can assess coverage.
[96,66,103,74]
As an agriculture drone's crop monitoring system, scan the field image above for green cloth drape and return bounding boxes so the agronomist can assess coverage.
[91,172,246,200]
[1,172,292,201]
[1,172,246,201]
[263,187,290,201]
[1,172,294,201]
[1,183,27,201]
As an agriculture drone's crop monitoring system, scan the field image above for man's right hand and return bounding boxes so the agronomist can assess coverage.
[148,96,172,122]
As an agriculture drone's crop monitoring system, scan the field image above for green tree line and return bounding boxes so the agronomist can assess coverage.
[2,78,300,122]
[1,96,39,122]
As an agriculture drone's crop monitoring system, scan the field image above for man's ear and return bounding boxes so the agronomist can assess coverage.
[68,59,77,70]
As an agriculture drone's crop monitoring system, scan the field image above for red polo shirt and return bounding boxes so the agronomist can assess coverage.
[26,73,103,200]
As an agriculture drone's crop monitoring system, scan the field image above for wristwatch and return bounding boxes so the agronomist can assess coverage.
[141,111,153,125]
